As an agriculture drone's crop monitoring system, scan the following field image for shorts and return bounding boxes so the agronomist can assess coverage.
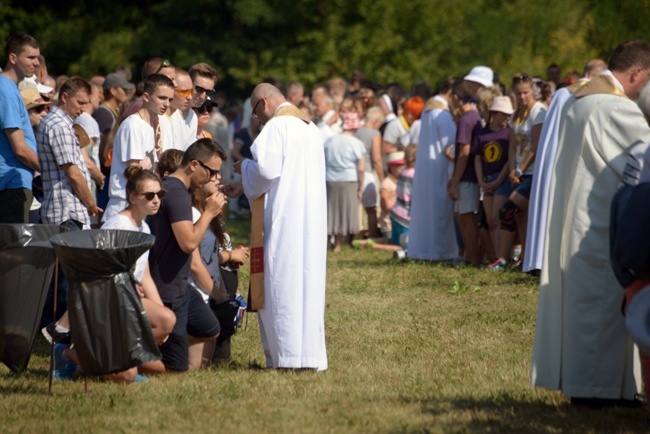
[160,287,220,371]
[513,175,533,199]
[361,172,378,208]
[496,179,514,198]
[454,181,479,214]
[390,216,409,247]
[482,173,500,197]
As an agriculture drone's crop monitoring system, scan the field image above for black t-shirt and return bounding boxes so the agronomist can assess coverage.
[147,176,193,304]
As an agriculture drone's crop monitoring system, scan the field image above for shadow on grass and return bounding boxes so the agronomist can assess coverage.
[393,393,649,433]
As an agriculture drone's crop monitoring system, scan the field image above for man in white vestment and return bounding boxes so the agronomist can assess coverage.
[234,83,328,371]
[531,40,650,403]
[523,59,607,273]
[407,78,458,261]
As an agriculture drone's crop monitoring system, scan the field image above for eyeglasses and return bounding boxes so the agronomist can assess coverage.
[176,87,194,98]
[139,190,166,201]
[32,105,48,114]
[194,85,215,98]
[195,159,220,178]
[154,59,172,75]
[512,73,532,85]
[198,104,215,114]
[252,98,264,118]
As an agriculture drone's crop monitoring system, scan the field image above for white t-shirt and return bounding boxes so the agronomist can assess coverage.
[511,101,547,175]
[101,213,150,283]
[170,109,198,151]
[323,134,366,182]
[108,114,155,202]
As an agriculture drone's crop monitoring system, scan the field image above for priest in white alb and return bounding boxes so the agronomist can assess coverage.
[407,79,458,262]
[531,40,650,403]
[523,59,606,273]
[233,83,328,371]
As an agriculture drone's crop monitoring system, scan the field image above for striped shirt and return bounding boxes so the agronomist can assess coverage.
[37,106,91,226]
[390,167,414,227]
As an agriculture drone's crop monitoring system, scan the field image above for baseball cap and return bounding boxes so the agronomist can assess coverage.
[103,73,135,91]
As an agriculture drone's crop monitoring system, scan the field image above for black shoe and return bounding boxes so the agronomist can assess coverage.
[570,395,646,409]
[41,323,71,345]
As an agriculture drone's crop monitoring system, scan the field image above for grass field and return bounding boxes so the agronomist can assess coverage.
[1,217,649,433]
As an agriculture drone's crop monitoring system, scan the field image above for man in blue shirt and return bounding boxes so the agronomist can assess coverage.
[0,33,41,223]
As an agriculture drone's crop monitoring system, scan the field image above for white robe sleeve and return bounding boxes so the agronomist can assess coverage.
[241,119,284,200]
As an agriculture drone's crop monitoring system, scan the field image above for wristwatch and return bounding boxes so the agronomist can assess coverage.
[515,167,523,177]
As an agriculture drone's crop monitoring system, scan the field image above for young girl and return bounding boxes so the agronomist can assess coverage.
[473,96,514,261]
[489,74,547,269]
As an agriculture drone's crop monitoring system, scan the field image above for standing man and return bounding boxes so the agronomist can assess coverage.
[38,77,100,227]
[0,33,40,223]
[233,83,328,371]
[531,40,650,404]
[169,68,197,150]
[408,77,458,262]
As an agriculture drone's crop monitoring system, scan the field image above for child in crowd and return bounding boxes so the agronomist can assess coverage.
[473,96,514,263]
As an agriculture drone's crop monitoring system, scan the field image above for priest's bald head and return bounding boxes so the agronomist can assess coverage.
[250,83,286,125]
[608,39,650,100]
[583,59,607,79]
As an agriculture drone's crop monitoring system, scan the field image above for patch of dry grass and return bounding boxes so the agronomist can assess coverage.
[1,220,648,433]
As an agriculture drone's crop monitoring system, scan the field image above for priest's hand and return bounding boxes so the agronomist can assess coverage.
[221,181,244,198]
[233,159,243,174]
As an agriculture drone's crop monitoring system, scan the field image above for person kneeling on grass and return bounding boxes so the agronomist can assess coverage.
[54,166,176,382]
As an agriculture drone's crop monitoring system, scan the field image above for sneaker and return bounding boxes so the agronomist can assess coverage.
[487,259,507,270]
[132,373,149,383]
[351,239,362,249]
[42,322,71,345]
[393,250,406,260]
[53,344,76,381]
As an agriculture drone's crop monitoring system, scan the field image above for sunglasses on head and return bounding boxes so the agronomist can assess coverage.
[176,87,194,98]
[512,73,532,85]
[194,85,215,98]
[140,190,166,201]
[154,59,172,75]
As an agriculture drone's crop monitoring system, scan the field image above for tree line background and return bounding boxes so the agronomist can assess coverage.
[1,0,648,97]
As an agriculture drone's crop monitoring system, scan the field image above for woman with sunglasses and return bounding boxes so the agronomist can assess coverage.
[194,99,218,140]
[102,166,176,373]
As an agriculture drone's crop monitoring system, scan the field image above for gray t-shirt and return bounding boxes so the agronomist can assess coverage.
[356,126,380,173]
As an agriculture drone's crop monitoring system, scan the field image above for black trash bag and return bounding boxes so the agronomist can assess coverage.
[49,229,161,375]
[0,224,68,373]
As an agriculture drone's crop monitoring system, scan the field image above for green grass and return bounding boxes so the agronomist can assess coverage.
[1,217,648,433]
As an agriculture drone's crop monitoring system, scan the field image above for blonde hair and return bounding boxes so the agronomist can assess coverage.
[476,86,502,119]
[404,144,417,168]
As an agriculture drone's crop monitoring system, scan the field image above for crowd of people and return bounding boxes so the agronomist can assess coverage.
[3,30,650,408]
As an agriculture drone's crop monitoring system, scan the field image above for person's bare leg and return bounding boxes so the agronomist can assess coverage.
[365,207,380,238]
[142,298,176,345]
[458,212,480,265]
[188,334,218,370]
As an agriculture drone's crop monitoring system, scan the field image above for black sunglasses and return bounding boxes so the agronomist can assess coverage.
[194,85,215,98]
[154,59,172,75]
[140,190,166,201]
[196,160,220,178]
[198,104,215,114]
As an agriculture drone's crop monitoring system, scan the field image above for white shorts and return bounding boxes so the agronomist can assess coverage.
[454,181,479,214]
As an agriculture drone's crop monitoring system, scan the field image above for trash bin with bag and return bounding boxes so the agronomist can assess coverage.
[0,224,68,373]
[49,229,161,375]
